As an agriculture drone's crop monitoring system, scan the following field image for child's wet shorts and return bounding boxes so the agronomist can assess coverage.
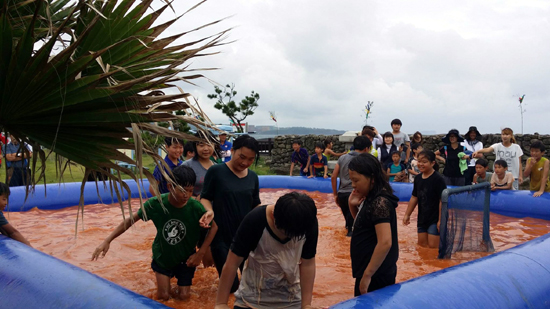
[417,223,438,236]
[151,259,196,286]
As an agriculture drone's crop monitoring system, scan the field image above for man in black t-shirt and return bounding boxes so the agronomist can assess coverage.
[215,192,318,309]
[200,135,261,293]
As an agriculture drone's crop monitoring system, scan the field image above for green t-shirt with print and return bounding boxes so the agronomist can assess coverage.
[137,194,206,270]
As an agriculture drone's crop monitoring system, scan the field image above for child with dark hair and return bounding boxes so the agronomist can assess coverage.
[362,125,383,150]
[378,132,397,167]
[472,158,492,184]
[290,140,310,176]
[390,119,411,164]
[215,192,318,309]
[200,134,261,294]
[149,137,184,195]
[332,136,372,236]
[407,143,423,183]
[347,153,399,296]
[183,141,195,161]
[403,150,447,248]
[323,138,344,160]
[92,165,217,301]
[387,151,407,182]
[523,141,550,197]
[461,126,484,185]
[0,182,31,246]
[491,160,514,191]
[309,142,328,178]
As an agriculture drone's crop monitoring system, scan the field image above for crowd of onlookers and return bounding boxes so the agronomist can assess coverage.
[290,119,550,196]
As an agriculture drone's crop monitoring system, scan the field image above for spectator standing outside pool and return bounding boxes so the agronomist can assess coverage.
[390,119,411,164]
[412,131,424,146]
[0,134,7,169]
[199,134,261,294]
[183,142,195,161]
[219,133,232,163]
[309,143,328,178]
[473,127,523,190]
[378,132,397,167]
[332,136,371,236]
[149,137,184,196]
[461,126,484,185]
[435,129,468,186]
[5,135,32,187]
[523,141,550,197]
[0,182,31,246]
[290,140,310,176]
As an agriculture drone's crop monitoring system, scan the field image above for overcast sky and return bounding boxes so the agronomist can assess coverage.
[156,0,550,135]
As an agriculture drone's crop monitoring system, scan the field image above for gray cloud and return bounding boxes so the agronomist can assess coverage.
[158,0,550,135]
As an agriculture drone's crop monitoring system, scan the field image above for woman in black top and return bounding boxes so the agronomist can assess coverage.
[348,153,399,296]
[435,129,469,186]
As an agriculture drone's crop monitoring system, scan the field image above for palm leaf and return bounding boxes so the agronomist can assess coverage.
[0,0,228,229]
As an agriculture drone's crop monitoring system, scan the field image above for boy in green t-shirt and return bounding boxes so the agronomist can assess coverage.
[92,165,217,301]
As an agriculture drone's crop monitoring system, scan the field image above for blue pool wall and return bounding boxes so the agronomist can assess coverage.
[2,175,550,308]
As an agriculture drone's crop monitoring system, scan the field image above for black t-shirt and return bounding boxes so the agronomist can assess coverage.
[201,164,261,246]
[439,145,466,178]
[350,192,399,279]
[412,171,447,228]
[231,205,318,260]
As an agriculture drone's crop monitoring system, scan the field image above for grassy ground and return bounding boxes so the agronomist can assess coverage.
[0,154,273,185]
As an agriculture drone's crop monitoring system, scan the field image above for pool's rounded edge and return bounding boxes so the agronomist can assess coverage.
[0,235,168,308]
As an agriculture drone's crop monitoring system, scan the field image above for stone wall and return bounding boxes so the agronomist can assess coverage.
[266,133,550,176]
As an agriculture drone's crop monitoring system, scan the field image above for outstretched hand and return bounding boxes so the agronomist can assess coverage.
[199,210,214,228]
[186,252,204,267]
[91,241,110,261]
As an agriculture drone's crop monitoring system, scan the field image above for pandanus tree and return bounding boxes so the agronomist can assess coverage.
[0,0,227,222]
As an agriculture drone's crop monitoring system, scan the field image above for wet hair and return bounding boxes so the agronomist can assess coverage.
[418,150,439,171]
[273,192,318,240]
[292,140,302,146]
[348,153,393,197]
[353,136,371,151]
[475,158,489,168]
[362,125,375,131]
[413,131,423,143]
[361,128,375,138]
[494,159,508,169]
[183,142,195,157]
[391,119,402,126]
[315,142,326,151]
[391,150,401,157]
[171,165,196,187]
[164,137,184,147]
[0,182,10,197]
[233,134,260,164]
[501,128,517,144]
[382,132,394,144]
[323,138,333,148]
[411,143,421,151]
[531,141,546,152]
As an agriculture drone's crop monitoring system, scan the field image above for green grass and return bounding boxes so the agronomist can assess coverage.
[0,153,273,185]
[250,156,273,176]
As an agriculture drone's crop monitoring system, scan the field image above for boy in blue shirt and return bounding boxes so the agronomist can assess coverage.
[290,140,310,176]
[309,143,329,178]
[149,137,184,195]
[92,165,217,301]
[387,151,407,182]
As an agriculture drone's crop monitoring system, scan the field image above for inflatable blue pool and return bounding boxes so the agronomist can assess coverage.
[1,176,549,308]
